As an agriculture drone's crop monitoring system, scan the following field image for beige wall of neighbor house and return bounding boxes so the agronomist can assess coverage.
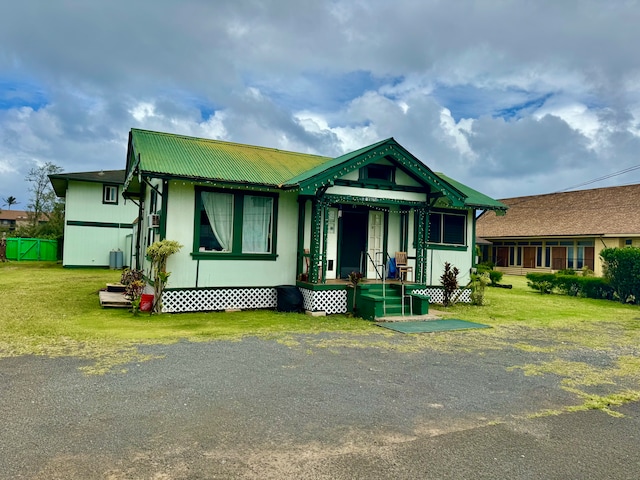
[476,184,640,277]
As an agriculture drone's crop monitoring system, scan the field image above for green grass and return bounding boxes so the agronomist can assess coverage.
[1,263,640,416]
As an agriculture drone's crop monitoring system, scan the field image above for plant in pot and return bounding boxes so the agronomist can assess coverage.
[146,239,183,313]
[120,268,146,315]
[347,271,364,312]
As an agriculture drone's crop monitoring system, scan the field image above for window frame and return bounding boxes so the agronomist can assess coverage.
[102,184,119,205]
[359,164,395,185]
[427,210,467,247]
[192,187,278,260]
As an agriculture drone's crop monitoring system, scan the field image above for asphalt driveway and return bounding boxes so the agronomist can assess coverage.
[1,333,638,479]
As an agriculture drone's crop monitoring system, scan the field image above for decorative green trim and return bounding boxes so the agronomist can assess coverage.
[63,264,111,269]
[427,244,468,252]
[66,220,134,229]
[296,141,468,208]
[324,194,428,208]
[296,282,348,291]
[165,285,278,292]
[333,179,425,193]
[193,186,279,258]
[190,252,278,261]
[309,200,322,283]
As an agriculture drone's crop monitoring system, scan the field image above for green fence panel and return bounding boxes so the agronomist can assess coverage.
[5,238,58,261]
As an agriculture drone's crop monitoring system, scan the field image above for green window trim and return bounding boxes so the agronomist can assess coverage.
[426,244,468,252]
[426,210,467,246]
[193,186,279,260]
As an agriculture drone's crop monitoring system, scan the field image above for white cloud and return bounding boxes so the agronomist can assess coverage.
[3,0,640,203]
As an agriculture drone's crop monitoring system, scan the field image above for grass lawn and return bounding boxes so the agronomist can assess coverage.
[1,262,640,414]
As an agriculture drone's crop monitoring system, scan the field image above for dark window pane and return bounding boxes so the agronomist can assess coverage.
[428,214,441,243]
[442,214,465,245]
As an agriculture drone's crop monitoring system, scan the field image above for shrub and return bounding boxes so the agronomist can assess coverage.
[470,272,490,306]
[440,262,460,307]
[600,247,640,304]
[557,268,576,276]
[526,273,556,294]
[488,270,503,285]
[554,274,580,296]
[527,272,614,300]
[476,264,491,275]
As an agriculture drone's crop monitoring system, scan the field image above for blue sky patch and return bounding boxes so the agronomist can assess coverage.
[431,84,553,121]
[0,78,48,111]
[246,70,403,111]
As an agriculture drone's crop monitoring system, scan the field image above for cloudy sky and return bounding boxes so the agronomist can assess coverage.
[2,0,640,209]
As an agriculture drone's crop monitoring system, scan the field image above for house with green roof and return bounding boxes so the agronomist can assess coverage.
[123,128,506,316]
[49,170,138,267]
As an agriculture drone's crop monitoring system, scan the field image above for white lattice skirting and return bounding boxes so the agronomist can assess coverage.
[411,287,471,305]
[162,287,278,313]
[299,288,348,314]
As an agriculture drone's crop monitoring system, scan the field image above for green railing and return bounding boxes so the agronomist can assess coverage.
[5,238,58,261]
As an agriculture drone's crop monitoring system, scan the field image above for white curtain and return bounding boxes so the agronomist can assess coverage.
[242,195,273,253]
[201,191,233,252]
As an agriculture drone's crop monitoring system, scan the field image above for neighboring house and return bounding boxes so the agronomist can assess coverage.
[123,128,506,314]
[49,170,138,267]
[0,210,34,232]
[476,184,640,276]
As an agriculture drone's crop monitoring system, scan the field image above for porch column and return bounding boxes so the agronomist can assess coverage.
[415,207,429,284]
[309,198,326,283]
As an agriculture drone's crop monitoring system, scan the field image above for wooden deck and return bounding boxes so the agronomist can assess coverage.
[99,290,131,308]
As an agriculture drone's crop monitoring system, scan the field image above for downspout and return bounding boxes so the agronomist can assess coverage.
[134,174,145,270]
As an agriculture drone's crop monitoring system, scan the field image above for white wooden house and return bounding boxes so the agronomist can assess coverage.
[123,129,506,318]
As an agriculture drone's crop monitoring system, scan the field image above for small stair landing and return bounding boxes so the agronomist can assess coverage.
[99,283,131,308]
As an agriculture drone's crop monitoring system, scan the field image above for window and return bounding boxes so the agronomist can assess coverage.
[360,164,394,183]
[428,212,466,245]
[195,188,277,259]
[103,185,118,204]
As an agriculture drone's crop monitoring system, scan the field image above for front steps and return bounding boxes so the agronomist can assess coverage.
[355,283,430,321]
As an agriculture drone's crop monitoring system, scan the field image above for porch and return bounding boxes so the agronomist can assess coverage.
[297,279,471,320]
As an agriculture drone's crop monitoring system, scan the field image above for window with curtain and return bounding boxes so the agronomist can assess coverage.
[196,188,276,257]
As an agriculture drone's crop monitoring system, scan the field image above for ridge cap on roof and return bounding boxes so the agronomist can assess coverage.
[499,183,640,202]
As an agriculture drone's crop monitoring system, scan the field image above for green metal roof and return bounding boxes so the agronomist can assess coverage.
[124,129,505,212]
[128,129,332,186]
[435,173,508,212]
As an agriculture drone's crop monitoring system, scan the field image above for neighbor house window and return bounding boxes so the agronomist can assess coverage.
[428,211,466,245]
[103,185,118,204]
[195,188,277,259]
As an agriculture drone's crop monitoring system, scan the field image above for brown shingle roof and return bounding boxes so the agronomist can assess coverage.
[476,184,640,238]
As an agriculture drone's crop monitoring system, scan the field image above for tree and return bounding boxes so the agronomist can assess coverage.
[2,196,18,210]
[25,162,62,228]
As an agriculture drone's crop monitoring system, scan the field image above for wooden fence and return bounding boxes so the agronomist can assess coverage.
[4,238,58,261]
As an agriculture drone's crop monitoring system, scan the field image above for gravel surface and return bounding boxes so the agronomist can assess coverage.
[0,334,638,479]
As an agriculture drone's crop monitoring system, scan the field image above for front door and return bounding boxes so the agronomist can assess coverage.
[523,247,536,268]
[367,210,384,279]
[338,207,368,279]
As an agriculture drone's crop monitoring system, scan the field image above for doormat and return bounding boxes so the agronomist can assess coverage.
[378,319,490,334]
